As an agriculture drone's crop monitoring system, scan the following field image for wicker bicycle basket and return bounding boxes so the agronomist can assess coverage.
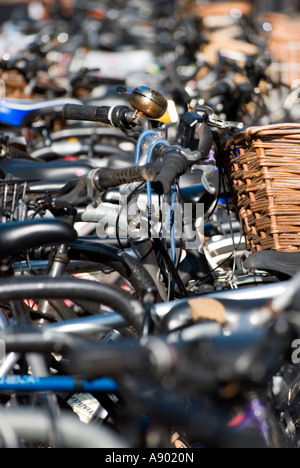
[223,123,300,252]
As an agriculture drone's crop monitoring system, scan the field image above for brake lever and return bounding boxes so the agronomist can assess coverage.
[190,106,244,131]
[53,176,94,210]
[201,171,216,195]
[208,115,244,130]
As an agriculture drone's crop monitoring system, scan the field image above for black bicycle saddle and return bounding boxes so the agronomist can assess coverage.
[0,218,77,260]
[0,158,93,181]
[244,250,300,280]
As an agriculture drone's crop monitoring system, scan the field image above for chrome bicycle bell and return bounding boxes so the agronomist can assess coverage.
[117,85,168,119]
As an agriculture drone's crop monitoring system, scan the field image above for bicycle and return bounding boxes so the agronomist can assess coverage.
[0,0,299,449]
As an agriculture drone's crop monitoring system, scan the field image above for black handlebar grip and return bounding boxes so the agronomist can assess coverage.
[198,124,213,159]
[254,53,272,72]
[64,342,154,380]
[152,151,189,195]
[209,78,235,97]
[62,104,111,124]
[91,165,156,192]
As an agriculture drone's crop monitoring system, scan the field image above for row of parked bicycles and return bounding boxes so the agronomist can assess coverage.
[0,0,300,448]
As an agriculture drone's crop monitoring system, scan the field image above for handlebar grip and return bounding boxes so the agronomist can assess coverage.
[91,165,156,192]
[198,124,213,159]
[209,78,235,97]
[62,104,110,124]
[255,56,272,71]
[152,150,189,195]
[65,342,153,380]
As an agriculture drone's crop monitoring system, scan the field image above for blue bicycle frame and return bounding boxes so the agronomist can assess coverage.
[0,375,119,393]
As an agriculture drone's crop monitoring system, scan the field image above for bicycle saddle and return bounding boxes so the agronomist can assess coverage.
[101,183,211,206]
[0,218,77,260]
[0,98,82,127]
[243,250,300,280]
[0,158,92,181]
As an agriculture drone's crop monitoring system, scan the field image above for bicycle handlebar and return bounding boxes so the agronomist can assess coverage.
[63,104,111,123]
[151,148,189,195]
[67,322,295,387]
[62,103,135,128]
[0,315,295,394]
[62,102,217,195]
[41,318,292,388]
[89,164,156,192]
[54,164,156,209]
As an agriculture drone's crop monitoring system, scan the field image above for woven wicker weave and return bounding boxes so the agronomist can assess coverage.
[224,124,300,252]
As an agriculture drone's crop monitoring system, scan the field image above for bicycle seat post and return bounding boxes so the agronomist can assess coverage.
[38,243,70,320]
